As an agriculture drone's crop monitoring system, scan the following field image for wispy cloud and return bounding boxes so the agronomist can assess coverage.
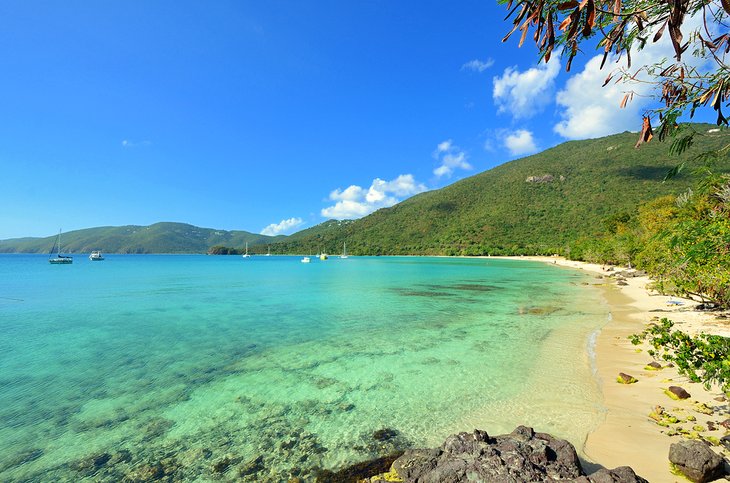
[260,217,304,236]
[503,129,538,156]
[461,58,495,72]
[121,139,152,148]
[321,174,427,219]
[492,59,560,119]
[433,140,471,178]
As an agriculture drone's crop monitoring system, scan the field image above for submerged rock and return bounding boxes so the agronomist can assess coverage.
[239,455,264,477]
[372,428,399,442]
[73,452,112,476]
[315,453,403,483]
[669,440,726,482]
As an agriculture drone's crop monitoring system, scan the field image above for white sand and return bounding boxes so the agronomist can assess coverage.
[498,256,729,481]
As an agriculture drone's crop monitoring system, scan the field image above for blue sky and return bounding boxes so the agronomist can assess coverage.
[0,1,712,239]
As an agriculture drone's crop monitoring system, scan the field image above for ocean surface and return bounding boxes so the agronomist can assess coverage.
[0,254,609,482]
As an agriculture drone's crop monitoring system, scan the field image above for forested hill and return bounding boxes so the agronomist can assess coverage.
[3,125,728,255]
[271,125,730,255]
[0,222,281,254]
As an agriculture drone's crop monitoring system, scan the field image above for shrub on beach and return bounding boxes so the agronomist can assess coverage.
[630,318,730,394]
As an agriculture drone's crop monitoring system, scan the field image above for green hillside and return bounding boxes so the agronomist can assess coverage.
[0,222,281,254]
[3,125,727,256]
[273,125,730,255]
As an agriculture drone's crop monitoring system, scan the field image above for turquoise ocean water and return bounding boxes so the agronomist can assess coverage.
[0,254,608,481]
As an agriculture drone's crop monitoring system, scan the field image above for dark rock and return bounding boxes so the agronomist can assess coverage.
[695,303,720,312]
[617,372,638,384]
[617,280,629,286]
[574,466,650,482]
[315,453,403,483]
[211,455,232,473]
[73,452,111,475]
[721,436,730,451]
[128,462,164,481]
[707,421,717,431]
[667,386,691,400]
[372,428,399,442]
[239,455,264,477]
[713,395,726,402]
[646,361,662,370]
[338,402,355,412]
[109,449,132,466]
[390,426,591,482]
[669,440,726,483]
[721,419,730,430]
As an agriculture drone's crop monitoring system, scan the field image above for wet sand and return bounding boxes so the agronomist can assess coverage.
[507,256,729,482]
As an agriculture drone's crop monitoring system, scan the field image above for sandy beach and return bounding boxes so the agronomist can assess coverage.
[508,256,729,481]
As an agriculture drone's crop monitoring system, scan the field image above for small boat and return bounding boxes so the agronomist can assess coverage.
[265,245,272,256]
[49,229,73,264]
[242,242,251,258]
[301,256,311,263]
[340,242,348,259]
[89,251,104,261]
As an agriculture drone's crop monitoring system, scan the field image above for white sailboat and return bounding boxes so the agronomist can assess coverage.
[340,242,348,259]
[242,242,251,258]
[49,229,73,264]
[265,245,272,256]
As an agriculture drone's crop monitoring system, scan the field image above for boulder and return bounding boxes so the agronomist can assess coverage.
[668,440,726,483]
[575,466,649,482]
[391,426,581,482]
[666,386,691,400]
[617,373,638,384]
[366,427,647,483]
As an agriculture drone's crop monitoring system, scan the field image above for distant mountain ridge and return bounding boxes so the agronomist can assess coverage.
[0,222,282,254]
[3,125,728,255]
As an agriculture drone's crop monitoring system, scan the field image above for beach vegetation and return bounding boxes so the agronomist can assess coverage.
[630,318,730,394]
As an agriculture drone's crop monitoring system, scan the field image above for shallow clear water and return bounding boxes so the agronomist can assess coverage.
[0,255,607,482]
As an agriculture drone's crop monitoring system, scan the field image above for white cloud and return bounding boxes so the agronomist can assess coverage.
[554,14,710,139]
[121,139,151,148]
[504,129,538,156]
[462,58,495,72]
[493,59,561,119]
[260,217,304,236]
[321,174,427,219]
[432,140,472,178]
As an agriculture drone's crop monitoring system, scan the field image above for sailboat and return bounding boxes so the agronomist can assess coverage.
[340,242,348,259]
[242,242,251,258]
[265,245,271,256]
[49,229,73,264]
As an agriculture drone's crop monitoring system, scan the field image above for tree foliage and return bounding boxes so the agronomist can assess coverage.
[501,0,730,138]
[572,166,730,306]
